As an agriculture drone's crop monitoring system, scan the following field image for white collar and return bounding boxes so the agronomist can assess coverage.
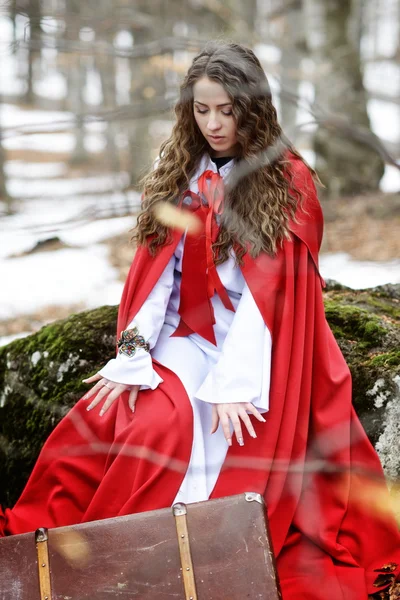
[189,154,235,192]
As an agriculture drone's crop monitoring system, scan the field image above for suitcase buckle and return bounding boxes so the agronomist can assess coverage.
[245,492,264,505]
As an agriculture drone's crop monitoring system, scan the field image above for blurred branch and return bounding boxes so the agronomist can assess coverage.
[1,97,176,140]
[363,53,400,64]
[312,115,400,169]
[368,90,400,107]
[10,7,156,31]
[279,87,400,168]
[14,35,207,58]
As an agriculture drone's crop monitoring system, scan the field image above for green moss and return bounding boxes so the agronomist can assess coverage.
[324,300,387,348]
[366,351,400,368]
[0,305,118,506]
[364,297,400,320]
[322,292,398,437]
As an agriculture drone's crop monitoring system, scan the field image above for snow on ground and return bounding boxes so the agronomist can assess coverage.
[0,331,32,346]
[5,161,68,179]
[0,193,138,258]
[0,192,137,338]
[2,129,107,154]
[3,131,75,153]
[1,104,109,154]
[7,171,130,198]
[319,253,400,289]
[58,215,135,245]
[0,104,74,134]
[0,245,123,320]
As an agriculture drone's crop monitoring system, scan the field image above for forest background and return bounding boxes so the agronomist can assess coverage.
[0,0,399,345]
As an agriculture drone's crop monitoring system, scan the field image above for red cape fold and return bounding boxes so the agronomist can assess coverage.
[2,157,399,599]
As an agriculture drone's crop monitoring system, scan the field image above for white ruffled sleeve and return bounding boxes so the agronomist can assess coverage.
[194,283,271,413]
[97,252,176,389]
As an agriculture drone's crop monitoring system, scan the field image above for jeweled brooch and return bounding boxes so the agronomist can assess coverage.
[117,326,150,357]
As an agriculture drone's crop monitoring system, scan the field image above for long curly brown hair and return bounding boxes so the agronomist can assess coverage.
[133,40,318,264]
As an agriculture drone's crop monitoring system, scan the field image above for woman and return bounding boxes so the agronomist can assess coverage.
[1,42,399,599]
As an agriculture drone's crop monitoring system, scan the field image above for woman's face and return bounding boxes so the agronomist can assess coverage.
[193,76,238,158]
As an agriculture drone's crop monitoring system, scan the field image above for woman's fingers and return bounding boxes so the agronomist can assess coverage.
[82,373,102,384]
[85,379,138,415]
[238,408,257,440]
[210,404,219,434]
[245,403,266,423]
[86,383,110,411]
[230,415,244,446]
[99,384,127,416]
[128,386,140,412]
[213,403,267,446]
[219,413,232,446]
[84,378,109,402]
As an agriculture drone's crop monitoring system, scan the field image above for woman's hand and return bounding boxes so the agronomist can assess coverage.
[210,402,266,446]
[83,373,140,416]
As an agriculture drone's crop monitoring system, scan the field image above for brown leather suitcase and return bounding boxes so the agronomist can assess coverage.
[0,492,281,599]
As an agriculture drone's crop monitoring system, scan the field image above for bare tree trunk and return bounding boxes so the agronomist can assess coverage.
[63,1,90,166]
[95,51,121,172]
[25,0,41,104]
[280,0,305,133]
[304,0,384,196]
[0,124,13,214]
[10,0,18,53]
[92,0,120,172]
[69,57,89,165]
[127,23,164,186]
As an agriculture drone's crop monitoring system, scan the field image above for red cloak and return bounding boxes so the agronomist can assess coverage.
[1,156,399,599]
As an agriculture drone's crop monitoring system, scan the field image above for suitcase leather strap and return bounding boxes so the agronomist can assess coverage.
[173,503,198,600]
[35,528,52,600]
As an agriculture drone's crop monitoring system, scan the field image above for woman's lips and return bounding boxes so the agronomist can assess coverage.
[209,135,225,143]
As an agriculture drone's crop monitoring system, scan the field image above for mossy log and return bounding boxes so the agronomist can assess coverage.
[0,284,399,507]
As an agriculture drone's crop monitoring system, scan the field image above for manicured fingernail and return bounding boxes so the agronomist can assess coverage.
[131,407,135,413]
[82,379,88,383]
[238,438,244,446]
[227,438,232,446]
[261,417,266,422]
[86,404,92,411]
[251,433,257,438]
[99,409,104,417]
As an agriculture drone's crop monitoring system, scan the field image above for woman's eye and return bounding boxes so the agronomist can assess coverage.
[195,108,232,116]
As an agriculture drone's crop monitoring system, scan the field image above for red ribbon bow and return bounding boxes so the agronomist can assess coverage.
[172,170,235,346]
